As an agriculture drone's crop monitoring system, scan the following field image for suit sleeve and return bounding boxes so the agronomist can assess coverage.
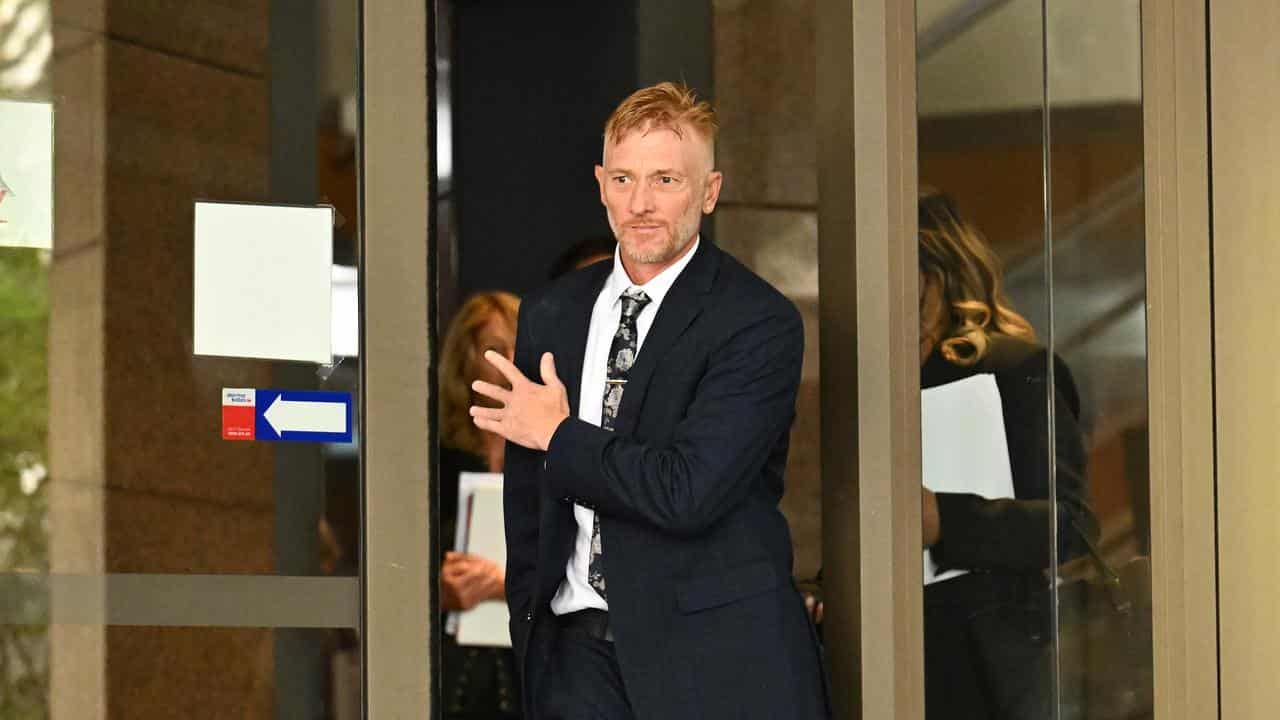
[503,301,541,640]
[544,304,803,537]
[931,353,1098,572]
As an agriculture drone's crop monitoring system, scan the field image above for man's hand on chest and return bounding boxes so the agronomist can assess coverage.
[471,350,571,451]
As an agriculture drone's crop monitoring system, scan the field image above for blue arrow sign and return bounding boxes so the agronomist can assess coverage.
[255,390,353,443]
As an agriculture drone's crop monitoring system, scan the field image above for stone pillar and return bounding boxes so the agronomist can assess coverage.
[713,0,823,579]
[49,1,276,717]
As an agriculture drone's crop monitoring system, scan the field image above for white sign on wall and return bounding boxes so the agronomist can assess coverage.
[0,100,53,250]
[193,201,334,364]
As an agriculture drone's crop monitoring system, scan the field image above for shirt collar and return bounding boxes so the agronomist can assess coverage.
[604,236,701,308]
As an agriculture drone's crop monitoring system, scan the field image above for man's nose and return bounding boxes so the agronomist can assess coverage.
[627,181,655,216]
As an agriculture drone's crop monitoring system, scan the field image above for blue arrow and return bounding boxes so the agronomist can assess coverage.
[255,390,353,443]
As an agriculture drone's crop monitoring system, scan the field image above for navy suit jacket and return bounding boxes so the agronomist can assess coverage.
[503,241,830,719]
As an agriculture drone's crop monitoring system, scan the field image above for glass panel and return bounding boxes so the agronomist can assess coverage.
[50,626,353,718]
[0,1,363,715]
[1046,2,1153,719]
[0,244,50,716]
[917,1,1059,718]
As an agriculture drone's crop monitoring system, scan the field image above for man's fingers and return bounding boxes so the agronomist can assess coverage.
[470,408,509,440]
[472,416,504,436]
[482,349,526,387]
[471,379,511,404]
[540,352,561,387]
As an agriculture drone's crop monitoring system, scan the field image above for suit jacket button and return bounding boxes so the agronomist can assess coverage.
[524,612,533,621]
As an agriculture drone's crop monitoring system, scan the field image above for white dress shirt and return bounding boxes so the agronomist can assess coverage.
[550,237,701,615]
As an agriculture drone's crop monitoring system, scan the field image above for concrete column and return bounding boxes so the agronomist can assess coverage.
[714,0,823,579]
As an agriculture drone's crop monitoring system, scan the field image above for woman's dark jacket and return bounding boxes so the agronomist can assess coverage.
[923,335,1096,575]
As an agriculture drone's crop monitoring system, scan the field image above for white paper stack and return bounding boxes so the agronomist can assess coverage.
[920,374,1015,585]
[450,472,511,647]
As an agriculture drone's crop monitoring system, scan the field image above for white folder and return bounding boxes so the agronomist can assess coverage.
[921,374,1015,585]
[452,473,512,647]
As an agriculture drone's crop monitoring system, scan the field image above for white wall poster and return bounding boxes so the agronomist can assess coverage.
[193,201,334,364]
[0,100,53,250]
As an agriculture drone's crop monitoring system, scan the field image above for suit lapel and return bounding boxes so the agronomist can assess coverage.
[613,243,721,436]
[557,262,611,418]
[535,263,609,607]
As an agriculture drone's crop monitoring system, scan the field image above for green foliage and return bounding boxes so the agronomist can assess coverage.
[0,247,50,716]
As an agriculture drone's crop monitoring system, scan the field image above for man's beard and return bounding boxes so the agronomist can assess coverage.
[621,228,682,264]
[613,204,702,265]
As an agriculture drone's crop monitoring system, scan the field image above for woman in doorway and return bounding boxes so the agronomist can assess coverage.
[917,187,1096,719]
[439,290,522,719]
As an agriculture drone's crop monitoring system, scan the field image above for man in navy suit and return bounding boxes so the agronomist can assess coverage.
[471,82,829,720]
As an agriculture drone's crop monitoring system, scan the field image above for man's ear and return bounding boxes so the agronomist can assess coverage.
[594,164,607,206]
[702,170,724,214]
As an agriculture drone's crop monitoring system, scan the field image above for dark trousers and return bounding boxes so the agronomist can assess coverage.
[536,627,636,720]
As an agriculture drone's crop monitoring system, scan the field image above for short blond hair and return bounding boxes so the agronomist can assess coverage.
[604,82,719,149]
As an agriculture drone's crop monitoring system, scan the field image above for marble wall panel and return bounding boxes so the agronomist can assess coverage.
[98,39,273,506]
[104,488,273,574]
[106,625,273,719]
[716,206,822,576]
[715,206,819,376]
[785,376,822,579]
[713,0,817,207]
[48,7,285,718]
[53,0,107,35]
[103,39,267,191]
[106,0,268,76]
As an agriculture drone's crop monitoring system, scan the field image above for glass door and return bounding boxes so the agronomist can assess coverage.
[914,1,1155,718]
[0,1,434,717]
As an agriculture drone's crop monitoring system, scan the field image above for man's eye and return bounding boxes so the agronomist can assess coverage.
[612,176,630,184]
[660,176,677,184]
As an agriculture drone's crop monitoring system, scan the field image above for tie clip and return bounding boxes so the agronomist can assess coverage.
[605,379,628,385]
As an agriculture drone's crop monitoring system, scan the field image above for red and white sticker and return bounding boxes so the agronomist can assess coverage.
[222,388,256,440]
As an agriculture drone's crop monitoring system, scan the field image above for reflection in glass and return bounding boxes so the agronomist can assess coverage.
[0,246,50,715]
[917,185,1097,719]
[1047,3,1153,718]
[0,3,53,712]
[919,3,1057,719]
[917,1,1153,718]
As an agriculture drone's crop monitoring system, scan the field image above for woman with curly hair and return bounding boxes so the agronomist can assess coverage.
[917,187,1097,719]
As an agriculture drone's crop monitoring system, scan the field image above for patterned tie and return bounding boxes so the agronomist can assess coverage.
[589,287,651,600]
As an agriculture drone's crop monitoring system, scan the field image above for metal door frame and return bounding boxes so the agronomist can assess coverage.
[360,0,433,716]
[354,1,1221,717]
[815,1,1219,718]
